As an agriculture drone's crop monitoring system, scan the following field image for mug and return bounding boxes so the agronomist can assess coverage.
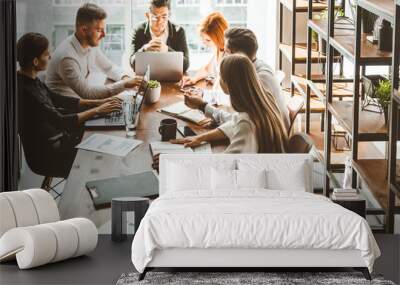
[159,119,177,141]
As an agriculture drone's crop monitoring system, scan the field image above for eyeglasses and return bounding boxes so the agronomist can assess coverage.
[150,13,169,22]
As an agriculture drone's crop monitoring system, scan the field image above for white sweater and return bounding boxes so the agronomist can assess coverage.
[46,35,129,99]
[218,112,258,154]
[204,59,289,131]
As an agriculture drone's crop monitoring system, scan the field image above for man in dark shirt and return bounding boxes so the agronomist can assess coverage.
[17,33,122,178]
[130,0,189,72]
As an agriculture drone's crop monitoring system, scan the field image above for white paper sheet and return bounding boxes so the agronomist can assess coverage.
[150,142,194,156]
[76,134,142,157]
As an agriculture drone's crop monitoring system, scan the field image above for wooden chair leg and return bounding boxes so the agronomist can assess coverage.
[41,177,53,191]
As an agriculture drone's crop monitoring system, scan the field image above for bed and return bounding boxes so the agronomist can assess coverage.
[131,154,380,280]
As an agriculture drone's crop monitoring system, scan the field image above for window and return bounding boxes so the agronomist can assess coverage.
[216,0,247,7]
[53,0,124,6]
[17,0,248,69]
[176,0,200,7]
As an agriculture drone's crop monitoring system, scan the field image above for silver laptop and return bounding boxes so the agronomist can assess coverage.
[135,52,183,82]
[85,66,150,128]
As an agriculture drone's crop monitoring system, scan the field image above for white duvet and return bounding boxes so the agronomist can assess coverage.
[131,190,380,273]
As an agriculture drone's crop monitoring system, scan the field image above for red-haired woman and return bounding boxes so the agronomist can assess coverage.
[181,11,228,87]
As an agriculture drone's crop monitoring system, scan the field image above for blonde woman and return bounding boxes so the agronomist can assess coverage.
[173,54,288,154]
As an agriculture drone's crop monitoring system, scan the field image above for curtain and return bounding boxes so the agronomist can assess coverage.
[0,0,18,192]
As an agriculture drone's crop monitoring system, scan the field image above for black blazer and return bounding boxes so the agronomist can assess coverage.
[131,21,190,72]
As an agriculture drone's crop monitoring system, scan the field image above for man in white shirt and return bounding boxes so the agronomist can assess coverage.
[184,27,290,131]
[46,3,141,99]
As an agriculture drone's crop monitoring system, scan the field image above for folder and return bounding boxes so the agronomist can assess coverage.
[86,171,159,210]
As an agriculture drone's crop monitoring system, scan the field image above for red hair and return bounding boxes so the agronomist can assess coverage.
[199,12,229,55]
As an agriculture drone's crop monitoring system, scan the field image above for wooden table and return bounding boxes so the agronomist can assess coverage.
[58,82,222,233]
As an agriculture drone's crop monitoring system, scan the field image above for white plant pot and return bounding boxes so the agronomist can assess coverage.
[145,86,161,104]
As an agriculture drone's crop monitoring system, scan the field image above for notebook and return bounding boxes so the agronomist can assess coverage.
[158,102,209,125]
[86,171,159,209]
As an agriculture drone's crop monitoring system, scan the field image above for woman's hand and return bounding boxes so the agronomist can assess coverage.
[124,75,143,89]
[180,76,197,87]
[95,97,122,115]
[170,136,203,148]
[184,93,206,110]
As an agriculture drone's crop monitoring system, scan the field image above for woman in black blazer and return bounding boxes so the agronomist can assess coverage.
[17,33,122,178]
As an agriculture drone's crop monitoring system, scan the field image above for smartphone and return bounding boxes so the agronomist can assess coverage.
[177,126,197,137]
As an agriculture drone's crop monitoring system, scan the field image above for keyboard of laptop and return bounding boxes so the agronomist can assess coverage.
[104,111,124,126]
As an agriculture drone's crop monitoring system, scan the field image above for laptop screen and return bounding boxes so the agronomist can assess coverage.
[134,66,150,113]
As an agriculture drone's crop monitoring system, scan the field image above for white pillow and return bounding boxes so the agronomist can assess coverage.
[211,169,267,190]
[237,158,311,192]
[237,169,267,189]
[266,162,307,191]
[167,163,211,191]
[165,159,237,193]
[212,168,236,190]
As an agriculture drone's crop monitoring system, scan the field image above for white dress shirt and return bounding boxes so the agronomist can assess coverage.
[203,59,290,131]
[46,34,129,99]
[218,112,258,154]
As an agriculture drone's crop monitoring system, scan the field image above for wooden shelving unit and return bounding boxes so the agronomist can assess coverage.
[278,0,344,98]
[306,0,400,232]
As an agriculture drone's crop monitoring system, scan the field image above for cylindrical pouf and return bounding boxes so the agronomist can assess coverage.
[42,221,79,262]
[64,218,98,257]
[0,218,98,269]
[24,189,59,223]
[0,226,57,269]
[0,189,59,238]
[0,196,17,237]
[1,191,39,227]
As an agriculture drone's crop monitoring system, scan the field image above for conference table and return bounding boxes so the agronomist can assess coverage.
[58,82,225,233]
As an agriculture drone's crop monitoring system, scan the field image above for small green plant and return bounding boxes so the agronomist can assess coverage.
[376,79,391,109]
[148,80,160,88]
[316,8,344,20]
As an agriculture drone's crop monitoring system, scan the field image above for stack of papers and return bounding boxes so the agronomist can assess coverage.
[158,102,209,125]
[76,134,142,157]
[332,188,360,200]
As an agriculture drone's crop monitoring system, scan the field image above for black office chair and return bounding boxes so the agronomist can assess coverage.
[20,132,79,199]
[287,132,314,153]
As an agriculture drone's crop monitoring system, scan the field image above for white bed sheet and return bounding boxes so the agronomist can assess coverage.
[131,190,380,273]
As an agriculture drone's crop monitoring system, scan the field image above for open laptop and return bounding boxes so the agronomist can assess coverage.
[135,52,183,82]
[85,66,150,128]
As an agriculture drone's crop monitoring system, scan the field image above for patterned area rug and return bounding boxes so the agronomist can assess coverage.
[116,271,395,285]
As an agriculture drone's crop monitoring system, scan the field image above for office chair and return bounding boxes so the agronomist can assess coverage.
[287,132,314,153]
[286,95,305,136]
[19,133,75,199]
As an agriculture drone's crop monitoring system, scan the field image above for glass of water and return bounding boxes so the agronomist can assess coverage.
[123,98,136,138]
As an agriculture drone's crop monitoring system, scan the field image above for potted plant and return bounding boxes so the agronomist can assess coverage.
[145,80,161,104]
[376,79,391,125]
[314,8,344,55]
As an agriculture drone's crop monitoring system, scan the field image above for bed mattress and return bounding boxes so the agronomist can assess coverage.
[131,190,380,273]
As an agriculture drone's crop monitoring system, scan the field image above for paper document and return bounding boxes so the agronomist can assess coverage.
[193,143,212,153]
[150,142,194,156]
[150,141,212,155]
[76,134,142,157]
[158,102,209,125]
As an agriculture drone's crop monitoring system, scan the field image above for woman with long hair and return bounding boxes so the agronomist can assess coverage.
[173,53,288,153]
[181,11,228,87]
